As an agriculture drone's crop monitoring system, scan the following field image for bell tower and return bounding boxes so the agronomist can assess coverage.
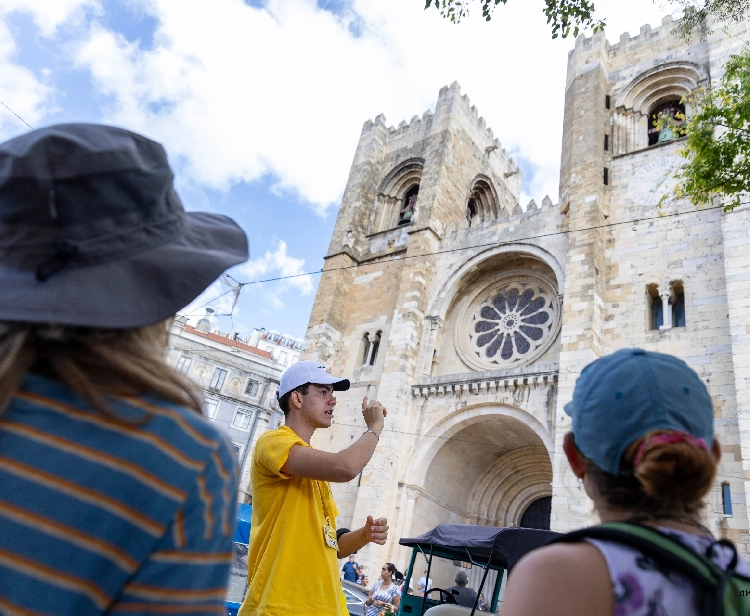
[303,82,522,562]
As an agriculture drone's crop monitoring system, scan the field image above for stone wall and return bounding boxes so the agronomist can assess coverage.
[301,14,750,575]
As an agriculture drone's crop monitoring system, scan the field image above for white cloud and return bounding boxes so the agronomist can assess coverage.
[4,0,670,213]
[0,0,100,140]
[237,240,315,311]
[0,0,99,35]
[180,239,314,324]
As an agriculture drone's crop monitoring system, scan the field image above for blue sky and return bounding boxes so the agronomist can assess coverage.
[0,0,670,339]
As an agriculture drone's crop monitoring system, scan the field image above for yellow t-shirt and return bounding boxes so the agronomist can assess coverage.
[238,426,348,616]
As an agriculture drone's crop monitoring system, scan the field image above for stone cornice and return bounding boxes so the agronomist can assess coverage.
[413,362,558,399]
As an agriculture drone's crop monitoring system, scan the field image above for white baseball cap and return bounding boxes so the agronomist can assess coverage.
[277,360,350,399]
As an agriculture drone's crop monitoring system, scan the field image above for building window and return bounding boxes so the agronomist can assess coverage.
[368,331,381,366]
[231,442,243,459]
[265,346,274,354]
[175,356,192,374]
[647,284,663,331]
[399,185,419,225]
[605,94,611,110]
[466,198,478,222]
[722,483,733,516]
[604,134,609,151]
[360,331,382,366]
[648,99,685,146]
[245,379,259,396]
[209,368,227,392]
[232,408,253,430]
[279,351,288,365]
[671,281,686,327]
[204,397,219,419]
[603,167,609,186]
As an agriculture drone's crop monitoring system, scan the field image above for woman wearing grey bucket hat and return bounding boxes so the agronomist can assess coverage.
[502,349,750,616]
[0,124,248,615]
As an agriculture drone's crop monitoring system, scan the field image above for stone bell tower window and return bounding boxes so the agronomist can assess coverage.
[671,280,686,327]
[648,100,685,146]
[466,198,478,222]
[399,185,419,225]
[360,331,382,366]
[647,284,663,331]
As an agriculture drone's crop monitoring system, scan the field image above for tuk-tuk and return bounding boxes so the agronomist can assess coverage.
[397,524,558,616]
[226,503,252,616]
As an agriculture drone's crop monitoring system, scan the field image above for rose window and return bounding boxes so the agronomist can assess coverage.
[460,278,559,369]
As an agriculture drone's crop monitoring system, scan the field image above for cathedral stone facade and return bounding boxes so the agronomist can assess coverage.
[302,15,750,572]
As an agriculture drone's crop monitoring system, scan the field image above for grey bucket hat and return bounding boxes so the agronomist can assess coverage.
[0,123,248,328]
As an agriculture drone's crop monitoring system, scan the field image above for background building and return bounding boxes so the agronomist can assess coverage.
[248,328,303,367]
[168,316,286,503]
[300,14,750,576]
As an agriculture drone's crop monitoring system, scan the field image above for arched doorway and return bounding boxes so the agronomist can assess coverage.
[519,496,551,530]
[398,409,552,587]
[407,410,552,531]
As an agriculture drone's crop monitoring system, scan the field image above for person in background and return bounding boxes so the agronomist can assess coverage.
[477,592,490,612]
[502,349,750,616]
[240,361,390,615]
[361,575,370,589]
[365,563,401,616]
[446,570,478,608]
[417,569,433,597]
[355,564,366,585]
[0,124,248,615]
[342,554,360,582]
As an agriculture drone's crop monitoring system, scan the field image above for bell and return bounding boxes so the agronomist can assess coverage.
[657,126,676,143]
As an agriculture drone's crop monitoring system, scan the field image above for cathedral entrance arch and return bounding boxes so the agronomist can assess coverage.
[396,405,553,565]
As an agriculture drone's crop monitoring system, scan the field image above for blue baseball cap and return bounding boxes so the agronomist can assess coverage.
[277,360,350,399]
[564,348,714,476]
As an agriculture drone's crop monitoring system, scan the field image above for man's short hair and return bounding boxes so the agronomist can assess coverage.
[278,383,310,415]
[455,570,468,586]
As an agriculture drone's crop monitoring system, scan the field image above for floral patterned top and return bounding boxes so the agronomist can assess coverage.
[585,527,750,616]
[365,579,400,616]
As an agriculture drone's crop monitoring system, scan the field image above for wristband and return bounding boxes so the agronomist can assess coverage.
[363,429,380,441]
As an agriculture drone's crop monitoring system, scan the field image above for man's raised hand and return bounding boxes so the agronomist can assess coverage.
[366,515,388,545]
[362,396,386,435]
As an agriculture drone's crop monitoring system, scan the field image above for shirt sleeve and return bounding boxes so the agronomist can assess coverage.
[254,429,307,479]
[108,440,239,615]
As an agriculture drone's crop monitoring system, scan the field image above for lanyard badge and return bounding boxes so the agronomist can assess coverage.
[323,516,339,550]
[317,481,339,550]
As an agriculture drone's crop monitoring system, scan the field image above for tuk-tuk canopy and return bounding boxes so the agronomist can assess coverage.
[399,524,558,571]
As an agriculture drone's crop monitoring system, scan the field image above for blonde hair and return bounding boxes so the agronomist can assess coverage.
[0,321,202,421]
[578,429,717,515]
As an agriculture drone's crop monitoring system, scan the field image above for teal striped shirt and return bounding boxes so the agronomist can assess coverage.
[0,373,238,615]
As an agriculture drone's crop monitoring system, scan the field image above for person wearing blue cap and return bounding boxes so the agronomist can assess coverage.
[240,360,390,616]
[502,348,750,616]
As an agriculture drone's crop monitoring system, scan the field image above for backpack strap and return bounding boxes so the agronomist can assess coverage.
[554,522,723,586]
[553,522,749,616]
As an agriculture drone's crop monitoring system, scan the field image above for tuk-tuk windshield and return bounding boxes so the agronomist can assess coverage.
[404,553,501,614]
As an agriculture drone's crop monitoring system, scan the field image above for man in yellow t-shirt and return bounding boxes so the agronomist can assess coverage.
[239,361,390,616]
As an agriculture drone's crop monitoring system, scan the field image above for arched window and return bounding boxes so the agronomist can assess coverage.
[360,332,371,366]
[647,283,663,331]
[613,62,708,154]
[375,158,424,231]
[467,176,500,221]
[671,280,686,327]
[466,198,478,222]
[399,185,419,225]
[368,331,382,365]
[648,99,685,146]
